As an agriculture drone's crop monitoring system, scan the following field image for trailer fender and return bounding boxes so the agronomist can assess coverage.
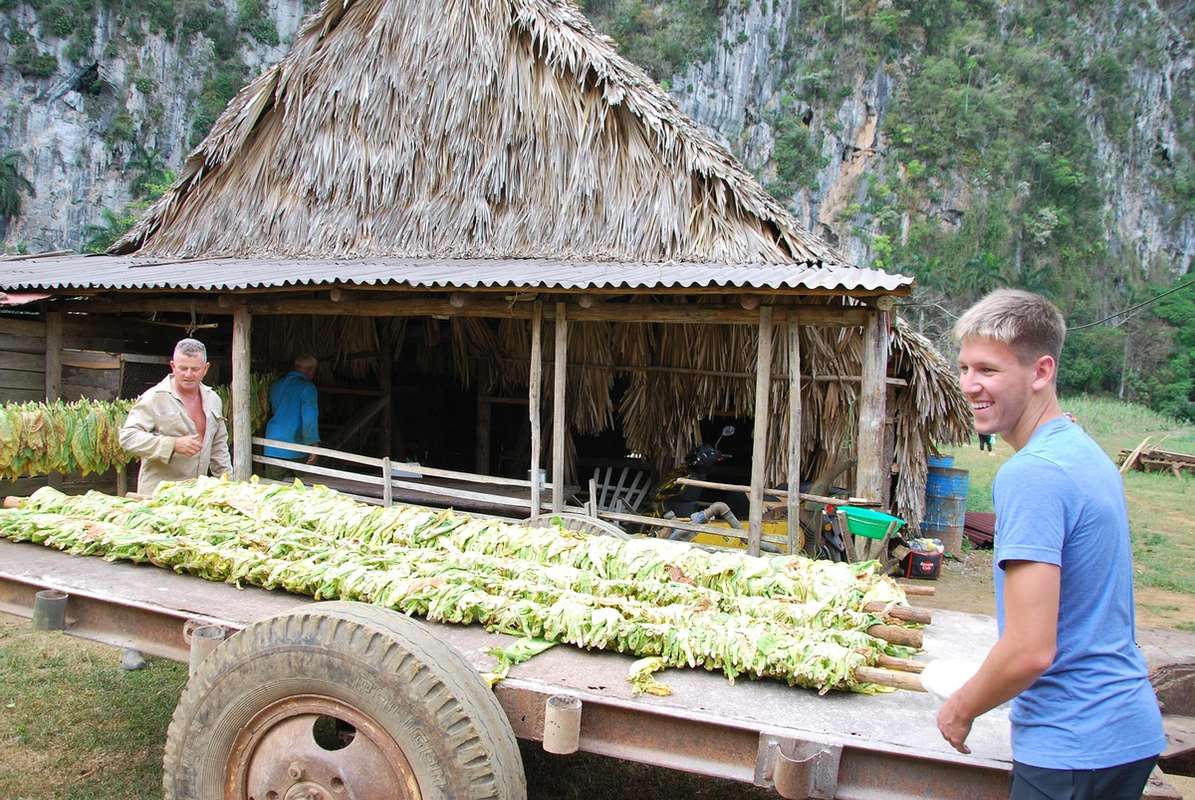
[162,601,526,800]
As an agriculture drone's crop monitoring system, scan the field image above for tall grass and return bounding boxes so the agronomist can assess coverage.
[944,397,1195,595]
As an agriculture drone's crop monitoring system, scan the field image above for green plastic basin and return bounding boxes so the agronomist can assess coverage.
[839,506,905,540]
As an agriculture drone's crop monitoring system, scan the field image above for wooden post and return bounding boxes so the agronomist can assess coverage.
[44,311,63,490]
[786,316,802,555]
[748,306,773,557]
[44,311,62,401]
[231,306,252,480]
[529,303,543,515]
[552,303,568,514]
[475,390,491,474]
[380,344,393,458]
[115,466,127,497]
[381,456,392,507]
[857,306,889,503]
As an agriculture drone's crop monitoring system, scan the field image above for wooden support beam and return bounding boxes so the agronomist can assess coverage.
[50,296,873,327]
[381,456,392,508]
[44,312,62,401]
[327,395,389,451]
[787,316,802,555]
[231,307,252,480]
[475,391,491,474]
[551,302,567,514]
[748,306,773,557]
[856,309,889,503]
[529,303,543,515]
[379,337,393,458]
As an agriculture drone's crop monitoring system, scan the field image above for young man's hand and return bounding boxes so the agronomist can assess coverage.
[937,694,974,754]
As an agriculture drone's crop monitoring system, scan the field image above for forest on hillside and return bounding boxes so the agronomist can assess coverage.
[0,0,1191,419]
[582,0,1194,420]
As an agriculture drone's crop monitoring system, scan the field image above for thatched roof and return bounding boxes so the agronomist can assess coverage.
[100,0,972,529]
[114,0,843,264]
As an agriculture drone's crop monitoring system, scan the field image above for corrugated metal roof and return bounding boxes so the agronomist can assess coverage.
[0,254,912,293]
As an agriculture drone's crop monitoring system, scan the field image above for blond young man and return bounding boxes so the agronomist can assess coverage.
[119,338,231,494]
[939,289,1163,798]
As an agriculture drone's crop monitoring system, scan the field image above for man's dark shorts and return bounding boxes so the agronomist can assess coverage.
[1010,756,1157,800]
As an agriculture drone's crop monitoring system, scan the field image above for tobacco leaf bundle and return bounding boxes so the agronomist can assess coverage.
[1,480,922,694]
[0,375,272,480]
[0,400,135,479]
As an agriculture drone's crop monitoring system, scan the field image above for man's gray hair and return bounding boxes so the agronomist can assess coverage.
[294,354,318,370]
[953,289,1066,364]
[173,338,208,362]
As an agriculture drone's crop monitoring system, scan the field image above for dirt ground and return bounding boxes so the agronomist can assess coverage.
[918,547,1195,631]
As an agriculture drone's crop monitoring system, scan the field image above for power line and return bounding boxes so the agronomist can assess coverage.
[896,279,1194,330]
[1067,278,1195,331]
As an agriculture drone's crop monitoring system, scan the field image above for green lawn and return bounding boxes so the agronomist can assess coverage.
[0,620,186,799]
[944,395,1195,595]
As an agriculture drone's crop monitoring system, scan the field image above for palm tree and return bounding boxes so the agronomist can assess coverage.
[0,150,35,222]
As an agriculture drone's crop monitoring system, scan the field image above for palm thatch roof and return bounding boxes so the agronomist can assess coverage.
[114,0,840,263]
[104,0,972,529]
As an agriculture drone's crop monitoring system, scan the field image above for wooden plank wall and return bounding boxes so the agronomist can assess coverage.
[0,316,46,403]
[0,311,181,497]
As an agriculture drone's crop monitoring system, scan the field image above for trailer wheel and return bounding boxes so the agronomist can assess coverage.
[162,601,525,800]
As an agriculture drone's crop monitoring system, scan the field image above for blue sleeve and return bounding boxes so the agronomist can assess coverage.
[993,455,1071,571]
[301,383,320,444]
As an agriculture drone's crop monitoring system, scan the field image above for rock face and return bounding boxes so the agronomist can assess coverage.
[670,0,1193,279]
[0,0,303,252]
[1,0,1192,281]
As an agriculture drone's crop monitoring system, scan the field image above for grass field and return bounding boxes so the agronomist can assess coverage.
[945,396,1195,598]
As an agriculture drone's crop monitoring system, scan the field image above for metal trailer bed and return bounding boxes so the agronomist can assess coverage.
[0,539,1181,800]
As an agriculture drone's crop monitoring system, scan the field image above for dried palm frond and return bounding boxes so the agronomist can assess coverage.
[114,0,842,265]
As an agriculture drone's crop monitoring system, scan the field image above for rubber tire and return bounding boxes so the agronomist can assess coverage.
[162,601,526,800]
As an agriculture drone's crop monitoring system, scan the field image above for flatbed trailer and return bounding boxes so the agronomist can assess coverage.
[0,538,1183,800]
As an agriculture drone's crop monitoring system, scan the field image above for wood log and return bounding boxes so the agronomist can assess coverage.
[674,477,878,507]
[787,317,802,555]
[529,304,543,515]
[863,602,933,625]
[875,655,926,674]
[552,303,567,514]
[867,624,923,649]
[231,307,252,480]
[1120,436,1151,475]
[854,666,925,692]
[856,309,887,501]
[748,306,773,556]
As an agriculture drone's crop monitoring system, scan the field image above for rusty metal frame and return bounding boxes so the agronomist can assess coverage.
[0,568,1182,800]
[0,570,239,662]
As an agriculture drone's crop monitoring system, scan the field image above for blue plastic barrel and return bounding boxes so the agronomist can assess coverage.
[927,454,955,469]
[922,465,969,556]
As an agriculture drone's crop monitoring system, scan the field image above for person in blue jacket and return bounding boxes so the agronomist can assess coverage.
[939,289,1164,799]
[263,355,320,479]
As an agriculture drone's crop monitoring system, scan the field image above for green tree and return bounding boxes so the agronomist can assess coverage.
[0,151,35,222]
[126,148,169,197]
[83,170,175,253]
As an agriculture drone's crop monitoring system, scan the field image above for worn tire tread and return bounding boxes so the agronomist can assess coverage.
[162,601,525,800]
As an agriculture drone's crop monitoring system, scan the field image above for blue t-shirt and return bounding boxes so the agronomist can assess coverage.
[264,371,320,459]
[993,417,1164,769]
